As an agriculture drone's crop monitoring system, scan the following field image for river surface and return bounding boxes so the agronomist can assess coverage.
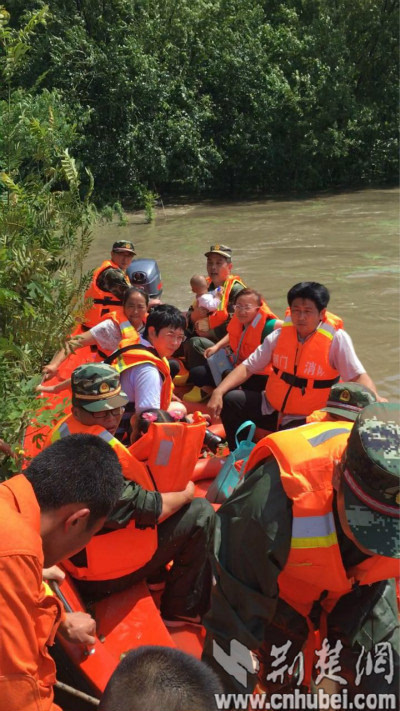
[86,188,399,400]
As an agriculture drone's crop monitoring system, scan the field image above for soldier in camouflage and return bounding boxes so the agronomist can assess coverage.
[203,402,399,704]
[307,381,377,422]
[96,240,136,300]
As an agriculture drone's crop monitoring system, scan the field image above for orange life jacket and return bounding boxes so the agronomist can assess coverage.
[206,275,246,329]
[46,415,158,581]
[246,421,399,620]
[83,260,130,328]
[95,310,139,358]
[227,302,278,373]
[110,341,173,410]
[129,418,207,492]
[266,311,343,416]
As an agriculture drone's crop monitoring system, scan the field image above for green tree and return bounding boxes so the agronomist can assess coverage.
[4,0,398,199]
[0,6,95,475]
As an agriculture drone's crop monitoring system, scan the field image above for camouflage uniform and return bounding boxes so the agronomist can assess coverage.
[96,240,136,300]
[184,244,245,368]
[203,403,399,703]
[96,267,130,301]
[63,364,215,619]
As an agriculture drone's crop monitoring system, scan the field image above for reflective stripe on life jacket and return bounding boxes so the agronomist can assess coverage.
[227,301,278,371]
[266,311,343,416]
[46,414,158,581]
[206,275,245,329]
[83,260,130,328]
[245,421,399,620]
[94,310,140,359]
[129,419,207,492]
[108,341,173,410]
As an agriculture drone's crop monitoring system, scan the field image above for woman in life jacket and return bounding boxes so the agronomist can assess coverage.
[40,287,149,387]
[186,289,282,401]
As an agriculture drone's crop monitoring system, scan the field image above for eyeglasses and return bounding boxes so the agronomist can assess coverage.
[234,304,258,313]
[164,331,186,344]
[92,407,125,419]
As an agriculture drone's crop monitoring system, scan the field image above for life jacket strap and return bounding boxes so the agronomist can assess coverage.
[93,297,123,305]
[272,367,340,391]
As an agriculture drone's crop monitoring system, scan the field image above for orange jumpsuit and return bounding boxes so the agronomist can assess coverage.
[0,475,64,711]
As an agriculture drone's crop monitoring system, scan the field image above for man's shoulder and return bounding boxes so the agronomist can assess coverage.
[0,480,42,558]
[331,328,353,348]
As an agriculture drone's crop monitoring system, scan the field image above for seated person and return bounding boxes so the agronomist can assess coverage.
[98,646,223,711]
[83,240,135,328]
[45,363,215,626]
[107,304,188,440]
[41,287,149,387]
[202,403,399,701]
[183,245,246,371]
[185,288,282,403]
[208,281,383,450]
[307,381,377,423]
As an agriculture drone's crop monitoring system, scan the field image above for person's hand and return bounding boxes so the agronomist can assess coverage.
[195,323,212,338]
[59,611,96,645]
[43,565,65,583]
[41,364,58,381]
[204,345,218,358]
[183,481,195,502]
[376,395,388,402]
[208,390,223,418]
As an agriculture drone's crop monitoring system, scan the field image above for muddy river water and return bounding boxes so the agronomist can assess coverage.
[86,188,399,399]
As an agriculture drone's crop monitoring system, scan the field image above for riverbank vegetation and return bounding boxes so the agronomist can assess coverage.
[4,0,398,205]
[0,7,95,474]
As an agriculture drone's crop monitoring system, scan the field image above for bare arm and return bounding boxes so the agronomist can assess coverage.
[208,363,251,417]
[350,372,387,402]
[42,331,96,380]
[158,481,195,522]
[204,333,230,358]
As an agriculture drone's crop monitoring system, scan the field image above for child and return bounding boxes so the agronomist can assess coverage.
[190,274,222,311]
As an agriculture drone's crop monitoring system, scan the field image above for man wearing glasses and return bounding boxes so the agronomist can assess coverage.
[45,362,215,625]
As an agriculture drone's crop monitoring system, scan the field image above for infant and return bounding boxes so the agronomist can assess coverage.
[190,274,222,312]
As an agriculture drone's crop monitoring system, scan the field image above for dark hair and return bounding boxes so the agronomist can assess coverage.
[287,282,330,311]
[123,286,149,307]
[143,304,185,339]
[98,646,223,711]
[138,408,175,434]
[24,434,123,527]
[234,287,263,306]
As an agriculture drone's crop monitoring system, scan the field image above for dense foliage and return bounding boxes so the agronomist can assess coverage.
[4,0,398,203]
[0,6,95,474]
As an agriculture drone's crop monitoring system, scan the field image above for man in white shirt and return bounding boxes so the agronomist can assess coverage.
[208,281,383,450]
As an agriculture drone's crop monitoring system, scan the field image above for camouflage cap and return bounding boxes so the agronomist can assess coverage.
[71,363,129,412]
[321,382,377,421]
[341,402,400,558]
[204,244,232,261]
[112,240,136,254]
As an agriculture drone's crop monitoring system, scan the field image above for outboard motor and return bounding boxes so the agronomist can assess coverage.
[126,258,163,299]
